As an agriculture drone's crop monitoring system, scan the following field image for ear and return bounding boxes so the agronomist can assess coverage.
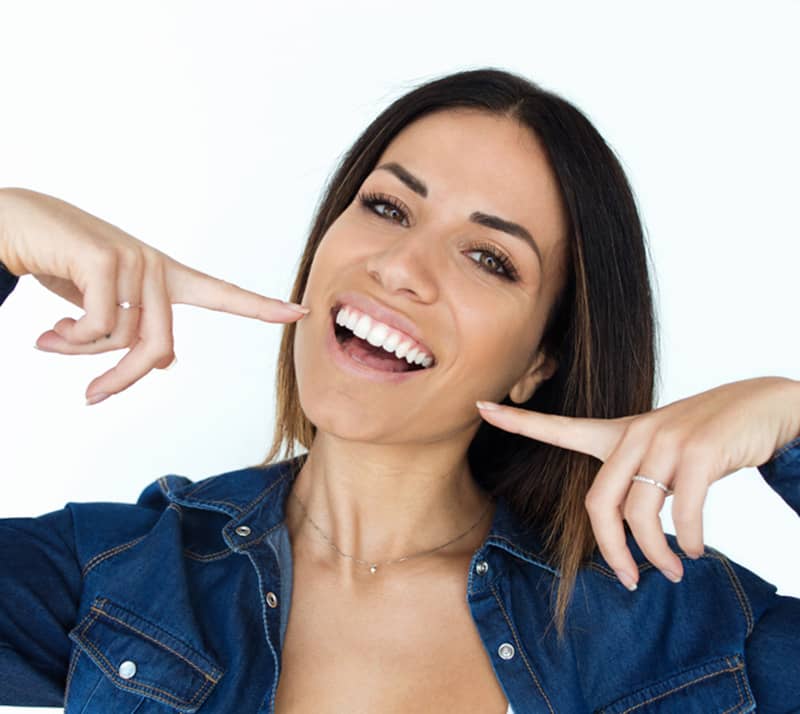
[507,350,558,405]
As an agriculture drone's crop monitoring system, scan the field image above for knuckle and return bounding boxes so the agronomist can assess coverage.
[583,489,607,515]
[651,425,685,452]
[120,245,145,273]
[621,417,654,444]
[679,439,710,465]
[90,245,118,270]
[622,502,645,526]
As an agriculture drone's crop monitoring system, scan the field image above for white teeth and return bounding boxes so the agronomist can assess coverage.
[394,340,413,359]
[334,305,434,368]
[345,309,359,331]
[353,314,372,339]
[365,322,389,347]
[381,332,401,353]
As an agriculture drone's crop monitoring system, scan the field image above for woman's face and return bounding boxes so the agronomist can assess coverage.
[294,108,569,444]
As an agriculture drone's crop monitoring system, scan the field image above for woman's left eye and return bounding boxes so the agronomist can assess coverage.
[357,190,519,282]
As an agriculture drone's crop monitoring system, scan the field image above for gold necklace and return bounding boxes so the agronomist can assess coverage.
[290,487,495,574]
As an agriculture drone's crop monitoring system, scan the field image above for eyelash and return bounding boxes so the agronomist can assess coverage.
[357,190,520,282]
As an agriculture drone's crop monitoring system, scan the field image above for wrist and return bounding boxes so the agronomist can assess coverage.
[0,189,28,278]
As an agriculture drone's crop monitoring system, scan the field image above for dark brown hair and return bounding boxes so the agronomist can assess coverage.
[257,67,658,642]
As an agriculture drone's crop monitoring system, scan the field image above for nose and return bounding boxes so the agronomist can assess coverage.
[364,229,439,303]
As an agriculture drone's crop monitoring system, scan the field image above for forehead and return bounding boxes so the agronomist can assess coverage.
[371,109,567,256]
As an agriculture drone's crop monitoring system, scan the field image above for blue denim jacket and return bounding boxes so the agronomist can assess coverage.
[1,265,799,713]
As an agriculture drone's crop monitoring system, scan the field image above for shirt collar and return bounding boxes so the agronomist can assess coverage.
[155,455,561,577]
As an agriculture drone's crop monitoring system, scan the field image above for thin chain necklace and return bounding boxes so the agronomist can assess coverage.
[290,486,495,574]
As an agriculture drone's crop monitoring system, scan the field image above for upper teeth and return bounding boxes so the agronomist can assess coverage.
[335,305,434,368]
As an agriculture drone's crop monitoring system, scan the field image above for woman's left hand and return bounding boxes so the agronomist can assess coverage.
[476,376,800,589]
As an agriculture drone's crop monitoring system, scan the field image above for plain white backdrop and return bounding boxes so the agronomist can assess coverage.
[1,1,799,711]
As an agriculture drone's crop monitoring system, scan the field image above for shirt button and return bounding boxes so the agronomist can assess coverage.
[475,560,489,575]
[234,525,251,537]
[266,591,278,608]
[498,643,515,660]
[118,660,137,679]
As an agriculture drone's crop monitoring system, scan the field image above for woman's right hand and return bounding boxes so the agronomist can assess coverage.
[0,187,310,405]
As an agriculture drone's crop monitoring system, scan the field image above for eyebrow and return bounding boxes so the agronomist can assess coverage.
[375,161,543,266]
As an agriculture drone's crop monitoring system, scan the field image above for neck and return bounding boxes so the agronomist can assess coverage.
[285,432,496,588]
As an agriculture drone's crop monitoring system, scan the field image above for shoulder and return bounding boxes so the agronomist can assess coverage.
[66,459,298,573]
[567,533,780,711]
[578,530,778,638]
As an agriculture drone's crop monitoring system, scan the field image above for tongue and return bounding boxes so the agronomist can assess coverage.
[340,334,415,373]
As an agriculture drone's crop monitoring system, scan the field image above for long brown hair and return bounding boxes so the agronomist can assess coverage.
[256,67,658,642]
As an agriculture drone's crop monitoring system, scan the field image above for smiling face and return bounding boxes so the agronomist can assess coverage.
[293,108,569,443]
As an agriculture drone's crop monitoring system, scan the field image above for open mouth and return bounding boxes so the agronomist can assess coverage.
[330,304,432,374]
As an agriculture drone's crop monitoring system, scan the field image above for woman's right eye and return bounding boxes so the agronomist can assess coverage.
[358,191,410,226]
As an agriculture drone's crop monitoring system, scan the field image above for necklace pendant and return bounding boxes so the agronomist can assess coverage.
[369,564,378,574]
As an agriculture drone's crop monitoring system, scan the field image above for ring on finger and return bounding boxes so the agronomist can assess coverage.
[91,301,143,343]
[631,474,674,496]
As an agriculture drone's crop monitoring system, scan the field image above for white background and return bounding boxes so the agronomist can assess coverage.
[1,1,798,711]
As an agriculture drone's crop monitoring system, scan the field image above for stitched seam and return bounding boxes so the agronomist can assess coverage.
[733,661,754,712]
[63,646,81,703]
[89,603,220,682]
[82,504,183,577]
[76,629,207,708]
[183,480,219,498]
[489,581,555,714]
[234,471,294,524]
[707,550,753,636]
[82,536,148,577]
[181,495,243,512]
[183,547,232,562]
[612,661,743,714]
[166,503,183,520]
[721,656,744,714]
[234,518,286,551]
[488,535,561,574]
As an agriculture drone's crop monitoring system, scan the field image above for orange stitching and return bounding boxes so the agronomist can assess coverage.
[721,656,744,714]
[489,581,555,713]
[183,546,232,561]
[75,632,189,707]
[82,536,147,577]
[88,604,221,682]
[708,551,753,636]
[610,662,743,714]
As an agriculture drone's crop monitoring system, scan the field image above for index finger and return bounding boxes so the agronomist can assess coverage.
[476,403,624,461]
[167,259,310,322]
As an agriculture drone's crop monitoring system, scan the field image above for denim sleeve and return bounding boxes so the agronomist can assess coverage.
[0,259,20,306]
[0,506,82,706]
[730,434,800,710]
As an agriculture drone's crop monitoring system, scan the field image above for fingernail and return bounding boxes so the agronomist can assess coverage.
[663,569,683,583]
[476,400,501,411]
[618,572,638,591]
[85,393,110,406]
[282,301,311,314]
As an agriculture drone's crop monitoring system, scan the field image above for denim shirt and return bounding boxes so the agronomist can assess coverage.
[1,265,799,713]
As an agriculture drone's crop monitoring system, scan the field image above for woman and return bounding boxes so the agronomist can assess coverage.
[0,68,797,713]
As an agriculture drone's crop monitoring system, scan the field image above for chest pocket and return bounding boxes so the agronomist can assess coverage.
[595,654,755,713]
[65,596,224,713]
